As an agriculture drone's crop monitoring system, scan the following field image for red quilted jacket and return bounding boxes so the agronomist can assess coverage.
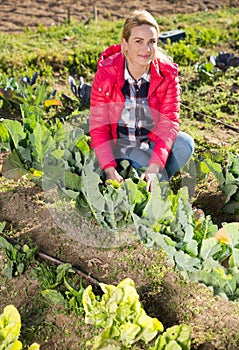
[89,44,180,170]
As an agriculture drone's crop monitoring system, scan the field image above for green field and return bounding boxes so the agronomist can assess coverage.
[0,7,239,350]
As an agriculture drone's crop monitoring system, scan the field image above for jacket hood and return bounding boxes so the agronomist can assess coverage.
[97,44,123,68]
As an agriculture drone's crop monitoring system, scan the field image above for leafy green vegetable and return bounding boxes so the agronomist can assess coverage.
[83,278,163,348]
[0,305,40,349]
[2,119,26,150]
[2,149,29,180]
[29,123,55,167]
[0,236,37,279]
[1,72,239,303]
[0,305,22,350]
[33,262,84,314]
[0,222,6,233]
[200,153,239,214]
[150,324,191,350]
[64,277,85,315]
[189,223,239,301]
[32,262,73,289]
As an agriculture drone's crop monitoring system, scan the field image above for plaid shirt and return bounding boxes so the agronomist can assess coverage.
[116,64,154,157]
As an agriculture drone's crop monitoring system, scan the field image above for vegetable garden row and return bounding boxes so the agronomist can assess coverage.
[0,7,239,349]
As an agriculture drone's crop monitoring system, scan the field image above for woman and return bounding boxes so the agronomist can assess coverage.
[89,9,194,190]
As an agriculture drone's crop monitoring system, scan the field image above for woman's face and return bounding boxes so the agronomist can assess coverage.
[122,24,158,69]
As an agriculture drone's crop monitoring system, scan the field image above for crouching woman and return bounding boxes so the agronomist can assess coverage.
[89,9,194,190]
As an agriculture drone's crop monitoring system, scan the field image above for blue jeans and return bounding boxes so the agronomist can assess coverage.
[116,131,194,180]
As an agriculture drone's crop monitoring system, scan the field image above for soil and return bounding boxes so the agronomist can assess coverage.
[1,1,239,350]
[0,0,239,33]
[0,152,239,349]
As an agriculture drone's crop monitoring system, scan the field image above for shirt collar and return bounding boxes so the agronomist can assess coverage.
[124,61,151,83]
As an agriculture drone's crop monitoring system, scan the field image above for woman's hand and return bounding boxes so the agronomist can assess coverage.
[141,163,160,191]
[104,167,124,183]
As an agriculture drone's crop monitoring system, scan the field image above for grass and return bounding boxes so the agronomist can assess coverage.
[0,7,239,350]
[1,8,238,155]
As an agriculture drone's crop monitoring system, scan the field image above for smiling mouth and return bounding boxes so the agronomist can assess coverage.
[139,54,151,59]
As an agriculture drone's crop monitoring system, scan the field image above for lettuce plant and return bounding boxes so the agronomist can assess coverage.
[0,305,22,350]
[82,278,164,349]
[150,324,191,350]
[0,304,40,349]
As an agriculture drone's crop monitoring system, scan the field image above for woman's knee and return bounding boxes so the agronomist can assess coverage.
[176,131,194,155]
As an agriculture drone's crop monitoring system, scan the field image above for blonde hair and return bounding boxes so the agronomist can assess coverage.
[122,10,171,63]
[122,10,159,42]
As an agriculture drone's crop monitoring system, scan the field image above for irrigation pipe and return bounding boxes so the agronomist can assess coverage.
[181,103,239,133]
[37,250,100,286]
